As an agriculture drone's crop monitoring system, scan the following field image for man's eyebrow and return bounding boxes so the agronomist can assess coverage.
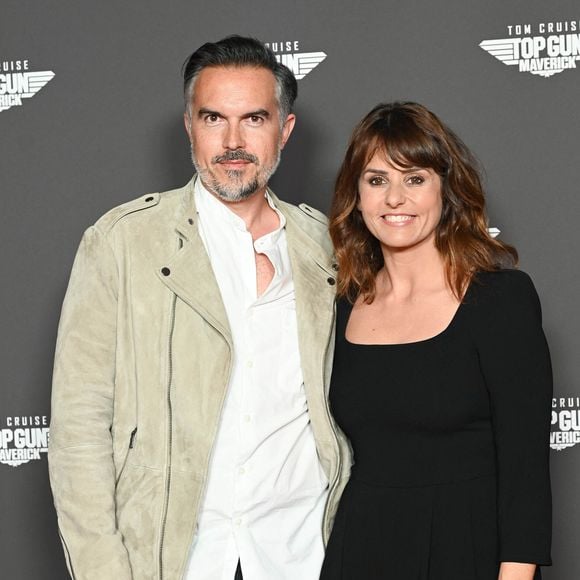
[244,109,270,118]
[196,108,272,119]
[197,108,221,118]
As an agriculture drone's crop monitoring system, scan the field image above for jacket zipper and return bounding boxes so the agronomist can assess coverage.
[184,349,233,553]
[158,292,176,580]
[158,237,180,579]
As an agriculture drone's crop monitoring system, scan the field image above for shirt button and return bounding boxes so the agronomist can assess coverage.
[243,415,251,423]
[234,518,242,526]
[239,467,246,475]
[246,360,253,368]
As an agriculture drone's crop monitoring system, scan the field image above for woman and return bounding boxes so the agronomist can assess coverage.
[320,102,552,580]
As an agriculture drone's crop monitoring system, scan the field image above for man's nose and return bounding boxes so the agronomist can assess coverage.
[223,122,245,150]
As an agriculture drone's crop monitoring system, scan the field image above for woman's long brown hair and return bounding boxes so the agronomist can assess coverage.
[330,102,518,303]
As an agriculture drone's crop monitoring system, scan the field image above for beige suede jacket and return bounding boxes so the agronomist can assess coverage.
[48,178,352,580]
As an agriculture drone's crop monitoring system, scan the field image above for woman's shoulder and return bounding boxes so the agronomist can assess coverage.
[464,268,542,322]
[469,268,537,301]
[473,267,532,285]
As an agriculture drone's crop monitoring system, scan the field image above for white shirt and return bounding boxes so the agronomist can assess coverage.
[185,179,329,580]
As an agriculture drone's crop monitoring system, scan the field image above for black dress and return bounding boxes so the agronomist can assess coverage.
[320,270,552,580]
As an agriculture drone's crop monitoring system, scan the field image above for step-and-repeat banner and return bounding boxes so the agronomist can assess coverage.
[1,0,579,578]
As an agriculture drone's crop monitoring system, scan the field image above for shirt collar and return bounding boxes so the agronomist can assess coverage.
[194,176,286,240]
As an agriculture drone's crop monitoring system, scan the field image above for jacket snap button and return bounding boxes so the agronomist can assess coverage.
[161,267,171,276]
[327,277,335,286]
[188,218,194,225]
[332,263,339,271]
[145,196,154,202]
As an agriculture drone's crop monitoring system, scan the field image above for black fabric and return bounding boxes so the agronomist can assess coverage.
[320,270,552,580]
[234,559,243,580]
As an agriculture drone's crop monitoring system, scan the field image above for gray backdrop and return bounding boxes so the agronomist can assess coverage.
[1,0,579,578]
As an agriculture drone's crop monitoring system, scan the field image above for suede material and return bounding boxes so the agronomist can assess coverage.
[49,178,352,580]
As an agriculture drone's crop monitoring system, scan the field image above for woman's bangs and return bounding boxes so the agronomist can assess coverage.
[370,122,446,173]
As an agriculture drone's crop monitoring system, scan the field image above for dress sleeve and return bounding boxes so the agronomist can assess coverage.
[473,270,552,565]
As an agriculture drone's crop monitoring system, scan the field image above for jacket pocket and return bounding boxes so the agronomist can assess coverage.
[115,427,137,485]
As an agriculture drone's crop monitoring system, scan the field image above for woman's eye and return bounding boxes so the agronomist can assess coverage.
[368,176,386,186]
[407,175,425,185]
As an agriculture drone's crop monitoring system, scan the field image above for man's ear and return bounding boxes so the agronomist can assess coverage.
[279,113,296,150]
[184,112,193,142]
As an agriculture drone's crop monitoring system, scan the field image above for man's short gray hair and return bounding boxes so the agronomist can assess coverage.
[182,35,298,124]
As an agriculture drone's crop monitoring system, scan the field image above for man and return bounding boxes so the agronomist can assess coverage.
[49,36,351,580]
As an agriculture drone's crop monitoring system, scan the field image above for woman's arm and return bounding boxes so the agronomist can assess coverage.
[474,270,552,567]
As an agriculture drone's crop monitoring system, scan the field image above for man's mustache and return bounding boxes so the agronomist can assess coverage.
[212,150,258,164]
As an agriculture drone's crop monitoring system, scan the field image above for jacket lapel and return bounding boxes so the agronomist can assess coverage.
[155,180,231,342]
[283,209,337,394]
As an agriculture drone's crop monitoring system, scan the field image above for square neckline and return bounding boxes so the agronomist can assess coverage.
[340,281,474,348]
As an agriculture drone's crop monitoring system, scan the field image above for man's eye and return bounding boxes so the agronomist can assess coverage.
[205,114,219,123]
[249,115,263,124]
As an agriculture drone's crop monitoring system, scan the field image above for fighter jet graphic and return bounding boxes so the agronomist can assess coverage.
[479,38,521,68]
[0,70,55,112]
[292,52,327,79]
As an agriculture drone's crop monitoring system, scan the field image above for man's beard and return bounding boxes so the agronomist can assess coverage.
[191,147,281,202]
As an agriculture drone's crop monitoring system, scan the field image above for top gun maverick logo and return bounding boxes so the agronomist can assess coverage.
[0,59,55,112]
[264,40,326,79]
[551,396,580,451]
[1,415,49,467]
[480,19,580,78]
